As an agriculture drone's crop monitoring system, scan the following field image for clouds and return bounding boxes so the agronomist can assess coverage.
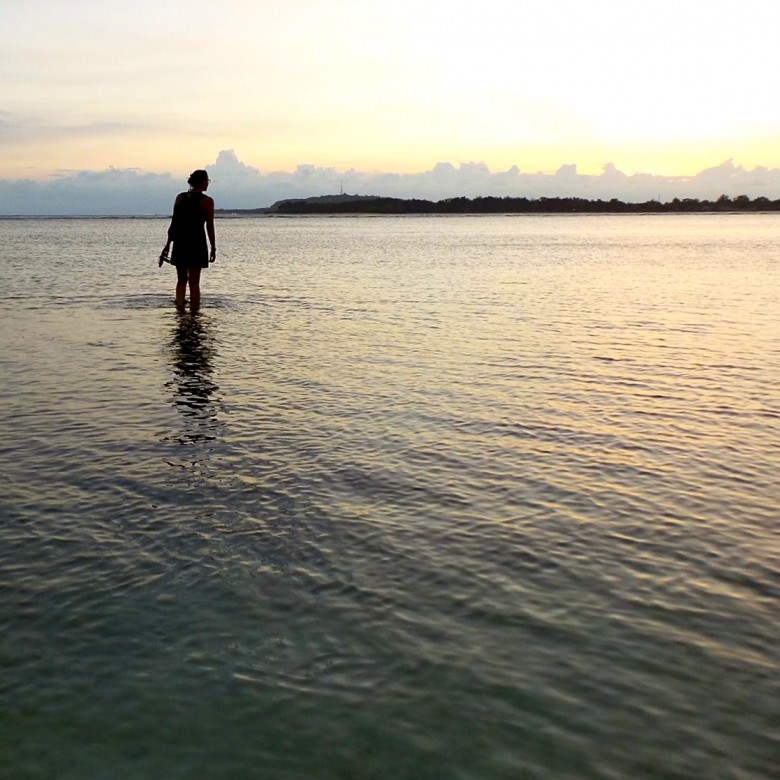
[0,167,177,215]
[2,150,780,215]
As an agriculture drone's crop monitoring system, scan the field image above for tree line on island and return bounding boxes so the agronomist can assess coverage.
[217,193,780,216]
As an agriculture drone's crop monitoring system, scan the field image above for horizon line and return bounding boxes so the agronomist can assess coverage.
[5,192,780,219]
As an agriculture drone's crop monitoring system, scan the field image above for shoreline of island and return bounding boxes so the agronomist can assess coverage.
[216,193,780,217]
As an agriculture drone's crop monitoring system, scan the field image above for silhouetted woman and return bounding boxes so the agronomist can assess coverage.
[160,169,216,309]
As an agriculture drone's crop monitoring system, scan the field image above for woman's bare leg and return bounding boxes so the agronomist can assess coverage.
[188,267,202,310]
[175,266,188,306]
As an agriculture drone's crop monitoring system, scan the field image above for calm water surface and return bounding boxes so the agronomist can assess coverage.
[0,215,778,779]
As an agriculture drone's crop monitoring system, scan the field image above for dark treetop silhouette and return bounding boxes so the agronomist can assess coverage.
[217,193,780,216]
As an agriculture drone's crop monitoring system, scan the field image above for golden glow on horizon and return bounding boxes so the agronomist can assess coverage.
[2,0,780,180]
[6,131,778,184]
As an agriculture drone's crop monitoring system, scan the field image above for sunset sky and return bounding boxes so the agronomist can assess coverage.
[2,0,779,184]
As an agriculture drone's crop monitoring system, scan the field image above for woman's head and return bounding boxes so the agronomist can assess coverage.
[187,170,210,190]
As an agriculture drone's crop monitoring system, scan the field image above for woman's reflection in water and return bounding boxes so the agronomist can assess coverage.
[166,309,222,447]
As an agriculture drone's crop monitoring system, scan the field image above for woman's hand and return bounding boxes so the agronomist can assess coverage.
[158,243,170,267]
[210,246,217,263]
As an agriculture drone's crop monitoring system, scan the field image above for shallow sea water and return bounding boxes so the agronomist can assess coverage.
[0,214,778,779]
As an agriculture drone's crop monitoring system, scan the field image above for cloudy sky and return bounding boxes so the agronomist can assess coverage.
[2,0,780,212]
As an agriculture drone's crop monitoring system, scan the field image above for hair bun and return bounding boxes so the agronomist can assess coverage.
[187,169,209,187]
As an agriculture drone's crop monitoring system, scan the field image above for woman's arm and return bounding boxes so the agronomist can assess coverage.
[160,195,183,264]
[165,194,184,244]
[205,196,216,262]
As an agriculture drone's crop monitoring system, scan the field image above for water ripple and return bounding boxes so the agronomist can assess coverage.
[1,215,778,779]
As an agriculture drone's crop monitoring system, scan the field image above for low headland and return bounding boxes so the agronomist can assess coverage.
[217,193,780,216]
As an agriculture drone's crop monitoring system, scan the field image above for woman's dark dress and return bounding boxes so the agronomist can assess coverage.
[169,192,209,269]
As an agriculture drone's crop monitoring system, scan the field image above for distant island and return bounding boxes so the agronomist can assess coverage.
[217,193,780,216]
